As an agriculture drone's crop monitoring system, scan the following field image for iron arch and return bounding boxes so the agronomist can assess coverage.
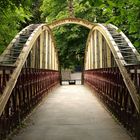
[48,17,95,29]
[85,23,140,113]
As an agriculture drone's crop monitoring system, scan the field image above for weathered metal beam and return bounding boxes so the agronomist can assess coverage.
[0,24,59,117]
[48,18,95,29]
[85,24,140,113]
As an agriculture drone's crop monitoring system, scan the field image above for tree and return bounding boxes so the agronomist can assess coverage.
[74,0,140,50]
[0,0,32,54]
[41,0,91,70]
[54,24,89,69]
[41,0,140,70]
[1,0,139,65]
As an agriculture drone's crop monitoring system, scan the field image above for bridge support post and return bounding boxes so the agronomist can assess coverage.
[40,32,44,68]
[49,37,52,69]
[94,30,97,68]
[136,115,140,140]
[99,32,103,68]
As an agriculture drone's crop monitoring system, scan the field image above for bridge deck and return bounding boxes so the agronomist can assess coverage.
[11,85,132,140]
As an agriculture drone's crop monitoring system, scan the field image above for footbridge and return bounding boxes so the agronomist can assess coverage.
[0,18,140,140]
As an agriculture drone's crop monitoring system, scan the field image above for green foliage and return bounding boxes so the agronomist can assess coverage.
[0,5,31,53]
[41,0,92,69]
[80,0,140,50]
[99,0,140,49]
[41,0,68,22]
[0,0,36,54]
[54,25,89,69]
[0,46,5,54]
[41,0,140,69]
[24,0,44,25]
[0,0,139,67]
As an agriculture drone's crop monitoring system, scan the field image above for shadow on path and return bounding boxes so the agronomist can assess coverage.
[11,85,132,140]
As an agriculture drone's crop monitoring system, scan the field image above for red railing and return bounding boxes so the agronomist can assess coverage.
[0,68,60,140]
[0,66,14,94]
[84,66,140,140]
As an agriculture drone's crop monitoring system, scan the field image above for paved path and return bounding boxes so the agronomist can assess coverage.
[11,85,132,140]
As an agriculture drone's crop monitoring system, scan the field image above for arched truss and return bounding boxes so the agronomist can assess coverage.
[1,17,140,139]
[85,23,140,112]
[48,17,94,29]
[0,17,140,118]
[0,24,59,116]
[0,24,58,70]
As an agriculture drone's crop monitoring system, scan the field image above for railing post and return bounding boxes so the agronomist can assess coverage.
[137,96,140,140]
[84,66,140,139]
[81,70,84,85]
[136,114,140,140]
[0,67,59,140]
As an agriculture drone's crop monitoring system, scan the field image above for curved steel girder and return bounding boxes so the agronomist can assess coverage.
[0,17,139,116]
[85,24,140,113]
[0,24,33,64]
[48,17,95,29]
[0,24,58,116]
[107,24,140,62]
